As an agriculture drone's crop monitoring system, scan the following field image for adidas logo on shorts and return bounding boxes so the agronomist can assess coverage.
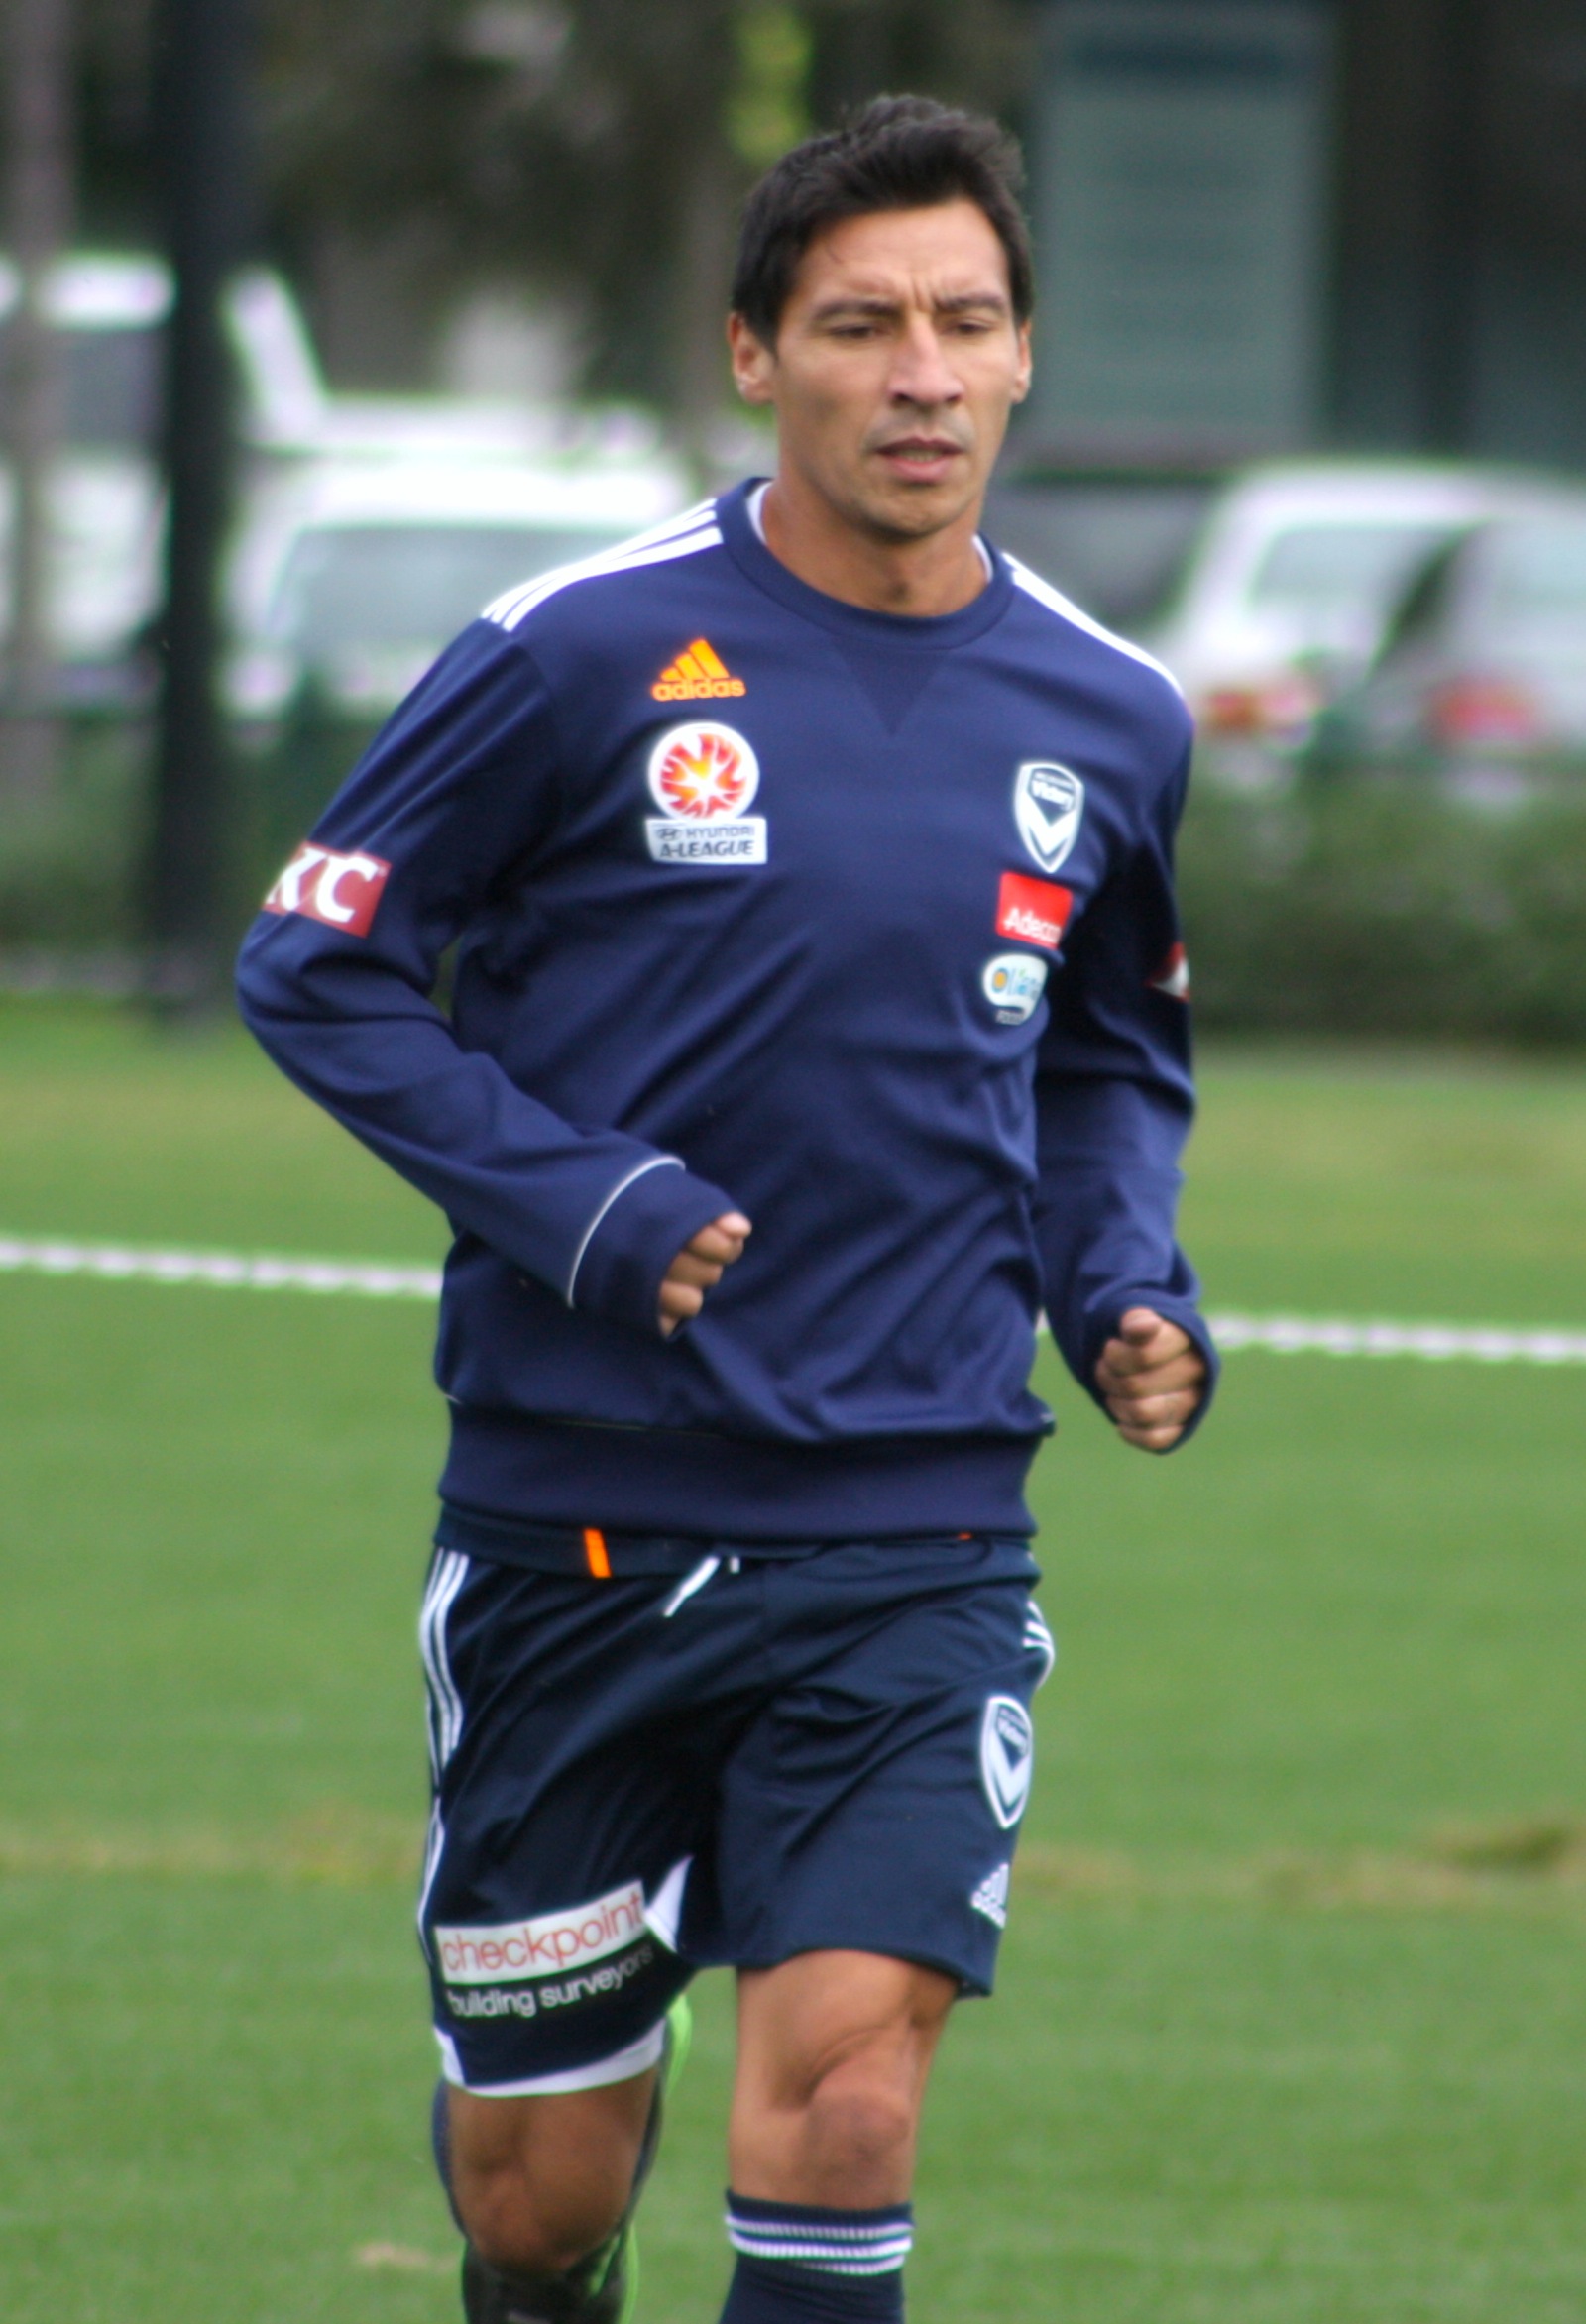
[970,1861,1011,1928]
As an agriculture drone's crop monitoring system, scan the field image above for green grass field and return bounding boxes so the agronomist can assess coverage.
[3,1003,1585,2322]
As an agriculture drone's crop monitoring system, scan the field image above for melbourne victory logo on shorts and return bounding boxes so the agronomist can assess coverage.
[646,721,767,864]
[980,1696,1035,1828]
[1013,761,1084,875]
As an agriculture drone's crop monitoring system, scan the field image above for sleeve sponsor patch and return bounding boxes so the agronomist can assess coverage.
[995,870,1074,952]
[1148,941,1190,1000]
[263,842,392,936]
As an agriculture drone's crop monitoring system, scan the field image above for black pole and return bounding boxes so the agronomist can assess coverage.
[2,0,74,802]
[1421,0,1487,454]
[143,0,251,1007]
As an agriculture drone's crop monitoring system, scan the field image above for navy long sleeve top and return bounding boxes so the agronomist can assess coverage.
[236,481,1215,1543]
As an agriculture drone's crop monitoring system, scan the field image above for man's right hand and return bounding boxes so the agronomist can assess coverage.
[659,1212,752,1336]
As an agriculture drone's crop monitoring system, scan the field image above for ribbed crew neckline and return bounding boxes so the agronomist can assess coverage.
[718,477,1014,652]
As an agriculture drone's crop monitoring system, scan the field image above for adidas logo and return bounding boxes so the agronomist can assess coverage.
[651,638,746,701]
[969,1862,1011,1929]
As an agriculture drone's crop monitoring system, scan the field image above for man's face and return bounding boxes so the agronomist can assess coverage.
[730,199,1032,543]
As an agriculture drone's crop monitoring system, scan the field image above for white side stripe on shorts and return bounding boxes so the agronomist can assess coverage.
[416,1800,446,1939]
[1024,1604,1057,1686]
[419,1550,470,1772]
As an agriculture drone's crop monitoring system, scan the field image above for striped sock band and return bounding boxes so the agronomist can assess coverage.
[720,2195,913,2324]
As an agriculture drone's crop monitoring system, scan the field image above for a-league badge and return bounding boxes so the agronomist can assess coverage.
[645,721,767,864]
[1014,761,1084,875]
[980,1695,1035,1829]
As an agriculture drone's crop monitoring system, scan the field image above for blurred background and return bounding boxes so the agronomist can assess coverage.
[5,9,1586,2323]
[6,0,1586,1022]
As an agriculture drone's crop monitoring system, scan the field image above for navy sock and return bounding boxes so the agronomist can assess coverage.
[719,2193,912,2324]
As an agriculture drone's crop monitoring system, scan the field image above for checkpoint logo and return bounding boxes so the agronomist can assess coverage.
[1013,761,1085,874]
[645,721,767,864]
[981,951,1049,1026]
[980,1696,1035,1829]
[263,842,391,937]
[435,1880,647,1986]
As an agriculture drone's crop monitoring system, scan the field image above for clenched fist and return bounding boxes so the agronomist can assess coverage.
[1094,1307,1206,1452]
[659,1212,753,1336]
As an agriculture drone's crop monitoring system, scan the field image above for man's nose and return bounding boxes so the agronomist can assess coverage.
[888,318,962,405]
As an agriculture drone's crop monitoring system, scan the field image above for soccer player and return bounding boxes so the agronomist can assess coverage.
[237,95,1213,2324]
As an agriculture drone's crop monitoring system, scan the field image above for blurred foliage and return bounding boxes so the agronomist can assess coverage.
[1180,774,1586,1045]
[728,5,813,170]
[0,721,146,949]
[71,0,1037,411]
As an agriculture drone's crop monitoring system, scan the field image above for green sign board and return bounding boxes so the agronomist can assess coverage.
[1029,1,1334,462]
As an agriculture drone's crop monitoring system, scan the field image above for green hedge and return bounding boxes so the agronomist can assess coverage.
[1179,772,1586,1044]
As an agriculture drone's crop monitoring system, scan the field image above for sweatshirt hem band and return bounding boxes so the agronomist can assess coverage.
[438,1408,1041,1544]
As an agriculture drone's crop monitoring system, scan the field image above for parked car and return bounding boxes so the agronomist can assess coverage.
[229,450,693,855]
[982,475,1211,632]
[1308,511,1586,794]
[228,450,692,729]
[1146,460,1573,768]
[0,250,325,702]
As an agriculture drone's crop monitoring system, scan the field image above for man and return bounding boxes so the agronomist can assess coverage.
[237,95,1212,2324]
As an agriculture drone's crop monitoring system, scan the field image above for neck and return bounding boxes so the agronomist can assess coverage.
[758,470,988,617]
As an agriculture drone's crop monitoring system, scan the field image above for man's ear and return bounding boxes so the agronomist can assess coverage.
[728,311,776,406]
[1010,318,1033,407]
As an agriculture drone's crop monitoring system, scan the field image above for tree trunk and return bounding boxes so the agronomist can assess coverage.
[673,128,738,486]
[142,0,252,1009]
[1,0,73,801]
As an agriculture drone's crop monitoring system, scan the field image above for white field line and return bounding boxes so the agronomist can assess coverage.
[1210,1313,1586,1365]
[0,1235,442,1300]
[1,1234,1584,1366]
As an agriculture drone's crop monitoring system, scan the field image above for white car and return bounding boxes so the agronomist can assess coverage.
[1146,460,1577,757]
[0,251,324,698]
[228,450,694,724]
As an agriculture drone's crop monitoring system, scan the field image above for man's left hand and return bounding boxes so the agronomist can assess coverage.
[1094,1307,1207,1452]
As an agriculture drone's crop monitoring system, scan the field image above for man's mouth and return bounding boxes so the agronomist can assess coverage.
[873,436,966,478]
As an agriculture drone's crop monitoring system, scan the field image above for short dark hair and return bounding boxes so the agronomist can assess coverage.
[731,95,1034,345]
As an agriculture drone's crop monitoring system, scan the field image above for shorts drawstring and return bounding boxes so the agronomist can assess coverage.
[659,1554,741,1617]
[660,1556,721,1617]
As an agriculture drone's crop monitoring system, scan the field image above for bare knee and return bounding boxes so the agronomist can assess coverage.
[447,2078,652,2275]
[457,2158,623,2276]
[802,2055,918,2181]
[730,1950,956,2206]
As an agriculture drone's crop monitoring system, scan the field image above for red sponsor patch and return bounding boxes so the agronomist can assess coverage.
[995,870,1074,952]
[263,842,392,937]
[1148,941,1190,1000]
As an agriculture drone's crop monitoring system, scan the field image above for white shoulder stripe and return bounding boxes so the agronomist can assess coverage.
[499,496,718,609]
[485,508,722,633]
[1006,555,1185,699]
[486,523,722,631]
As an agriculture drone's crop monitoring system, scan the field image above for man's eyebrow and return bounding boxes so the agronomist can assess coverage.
[807,288,1011,323]
[935,290,1010,316]
[808,294,902,321]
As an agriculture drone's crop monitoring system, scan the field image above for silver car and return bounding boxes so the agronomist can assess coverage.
[1315,512,1586,796]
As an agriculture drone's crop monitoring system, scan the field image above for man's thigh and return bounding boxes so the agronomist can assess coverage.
[418,1547,750,2096]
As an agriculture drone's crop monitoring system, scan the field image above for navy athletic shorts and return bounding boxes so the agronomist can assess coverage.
[416,1529,1054,2096]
